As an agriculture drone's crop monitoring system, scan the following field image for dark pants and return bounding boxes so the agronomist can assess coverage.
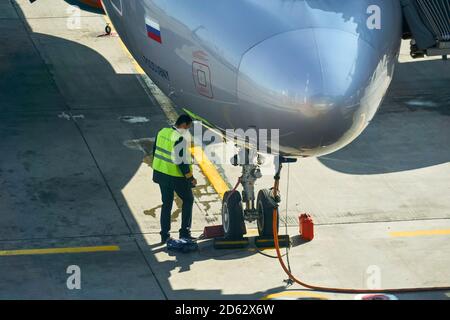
[159,180,194,238]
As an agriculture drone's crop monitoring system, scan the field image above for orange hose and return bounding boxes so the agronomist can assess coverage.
[272,208,450,294]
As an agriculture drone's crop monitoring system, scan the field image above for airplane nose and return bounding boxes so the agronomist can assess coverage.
[238,28,388,156]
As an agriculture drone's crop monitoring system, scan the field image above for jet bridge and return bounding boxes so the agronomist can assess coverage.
[402,0,450,58]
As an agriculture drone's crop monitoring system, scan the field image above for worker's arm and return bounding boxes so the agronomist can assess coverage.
[174,137,196,186]
[152,136,157,159]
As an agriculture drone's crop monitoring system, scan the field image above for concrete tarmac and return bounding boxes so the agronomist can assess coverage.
[0,0,449,299]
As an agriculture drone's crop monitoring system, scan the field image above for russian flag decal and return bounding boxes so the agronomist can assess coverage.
[145,18,162,43]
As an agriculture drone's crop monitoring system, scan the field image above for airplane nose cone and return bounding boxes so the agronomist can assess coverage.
[238,28,389,156]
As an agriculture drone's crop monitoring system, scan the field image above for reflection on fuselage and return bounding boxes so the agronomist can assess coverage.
[102,0,402,157]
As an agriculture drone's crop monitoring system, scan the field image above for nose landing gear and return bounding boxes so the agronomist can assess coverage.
[105,24,112,36]
[220,148,296,242]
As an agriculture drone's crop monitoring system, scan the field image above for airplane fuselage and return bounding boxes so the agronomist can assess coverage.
[102,0,402,157]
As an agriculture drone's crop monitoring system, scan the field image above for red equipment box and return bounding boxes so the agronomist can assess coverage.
[202,225,225,239]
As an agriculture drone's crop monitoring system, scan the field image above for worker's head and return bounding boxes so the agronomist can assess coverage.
[175,114,193,130]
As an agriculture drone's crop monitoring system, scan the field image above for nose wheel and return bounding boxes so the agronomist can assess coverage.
[221,191,246,239]
[257,189,279,237]
[105,24,112,35]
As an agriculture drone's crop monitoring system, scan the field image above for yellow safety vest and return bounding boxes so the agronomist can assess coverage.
[152,127,192,178]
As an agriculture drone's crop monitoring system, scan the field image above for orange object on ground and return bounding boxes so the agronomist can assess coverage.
[299,213,314,241]
[78,0,103,9]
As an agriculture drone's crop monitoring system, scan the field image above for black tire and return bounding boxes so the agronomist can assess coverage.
[105,25,112,35]
[257,189,279,237]
[222,191,246,239]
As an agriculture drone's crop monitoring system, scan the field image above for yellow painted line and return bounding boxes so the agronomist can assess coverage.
[104,16,230,199]
[0,245,120,256]
[191,146,229,198]
[262,291,328,300]
[390,229,450,238]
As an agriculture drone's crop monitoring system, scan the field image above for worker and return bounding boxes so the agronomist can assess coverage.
[152,114,197,244]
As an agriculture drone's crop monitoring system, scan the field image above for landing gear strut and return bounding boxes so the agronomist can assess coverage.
[221,147,297,240]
